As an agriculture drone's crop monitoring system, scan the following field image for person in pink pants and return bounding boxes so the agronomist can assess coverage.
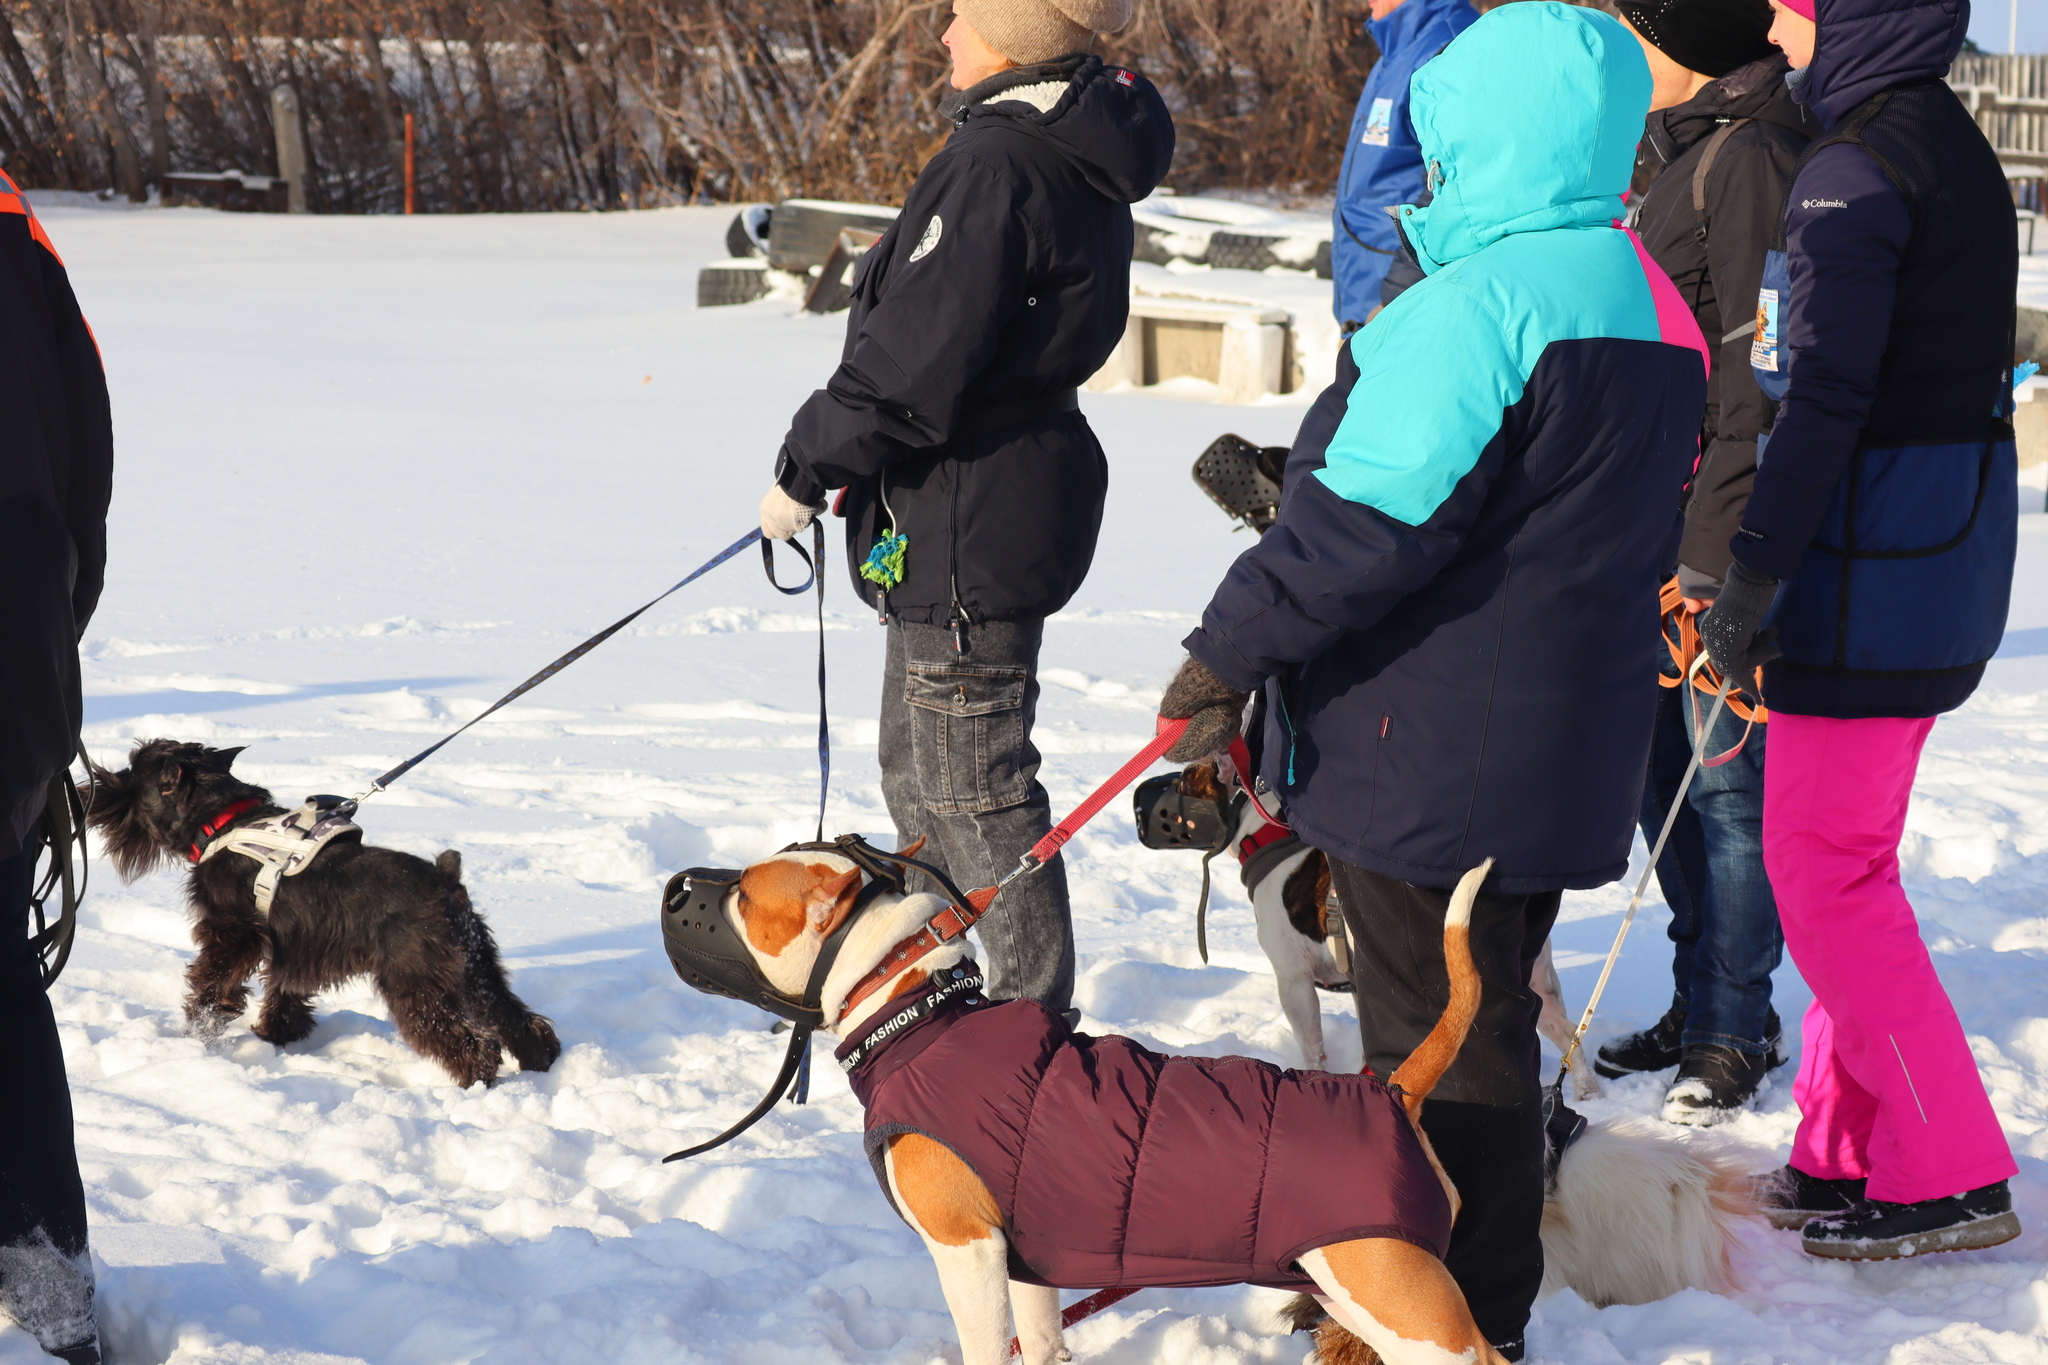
[1698,0,2022,1259]
[1765,716,2017,1219]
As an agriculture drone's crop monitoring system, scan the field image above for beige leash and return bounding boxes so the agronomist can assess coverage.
[1554,663,1734,1087]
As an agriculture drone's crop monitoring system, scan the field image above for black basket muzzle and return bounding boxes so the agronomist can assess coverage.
[661,866,825,1027]
[1133,771,1240,854]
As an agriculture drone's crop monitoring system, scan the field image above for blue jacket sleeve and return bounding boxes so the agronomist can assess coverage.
[1731,145,1910,579]
[1186,284,1520,689]
[1333,67,1424,324]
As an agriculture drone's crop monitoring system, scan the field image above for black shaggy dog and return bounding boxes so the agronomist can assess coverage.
[85,739,560,1087]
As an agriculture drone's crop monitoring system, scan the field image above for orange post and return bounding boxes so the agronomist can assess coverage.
[403,112,416,215]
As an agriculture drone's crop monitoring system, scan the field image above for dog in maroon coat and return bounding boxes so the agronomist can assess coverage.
[698,846,1504,1365]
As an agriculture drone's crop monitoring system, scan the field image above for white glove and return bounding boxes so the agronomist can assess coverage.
[760,483,822,542]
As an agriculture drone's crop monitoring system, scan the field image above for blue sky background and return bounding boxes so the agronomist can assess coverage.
[1970,0,2046,53]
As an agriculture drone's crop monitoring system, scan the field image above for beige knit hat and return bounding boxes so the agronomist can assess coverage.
[955,0,1134,65]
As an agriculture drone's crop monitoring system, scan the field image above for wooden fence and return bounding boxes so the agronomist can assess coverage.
[1952,52,2048,179]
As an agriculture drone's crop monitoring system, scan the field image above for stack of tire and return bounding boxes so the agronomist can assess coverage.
[696,200,901,310]
[1131,197,1333,280]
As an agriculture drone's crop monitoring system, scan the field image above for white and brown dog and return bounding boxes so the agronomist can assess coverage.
[673,842,1759,1364]
[1182,757,1599,1100]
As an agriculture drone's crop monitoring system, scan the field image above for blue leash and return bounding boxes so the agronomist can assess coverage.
[355,524,827,808]
[761,522,830,841]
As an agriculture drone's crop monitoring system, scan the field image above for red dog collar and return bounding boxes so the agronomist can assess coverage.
[187,798,262,862]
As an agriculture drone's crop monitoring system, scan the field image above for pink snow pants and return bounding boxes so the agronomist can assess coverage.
[1764,713,2015,1203]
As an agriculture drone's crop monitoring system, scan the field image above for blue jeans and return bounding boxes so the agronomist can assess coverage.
[1638,685,1783,1055]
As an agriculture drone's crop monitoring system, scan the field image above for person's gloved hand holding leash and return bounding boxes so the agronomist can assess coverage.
[1699,560,1784,683]
[1158,656,1251,763]
[761,483,825,542]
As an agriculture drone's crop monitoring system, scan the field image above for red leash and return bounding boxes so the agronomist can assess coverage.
[842,718,1190,1018]
[1023,717,1190,868]
[1006,1286,1144,1360]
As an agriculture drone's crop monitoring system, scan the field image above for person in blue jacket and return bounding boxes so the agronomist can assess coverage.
[1331,0,1477,329]
[1702,0,2022,1261]
[1158,5,1707,1353]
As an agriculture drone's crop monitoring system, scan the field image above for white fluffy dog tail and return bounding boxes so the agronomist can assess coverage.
[1540,1117,1757,1307]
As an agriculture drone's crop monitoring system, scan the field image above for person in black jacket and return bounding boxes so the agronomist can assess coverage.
[0,169,112,1365]
[1593,0,1812,1124]
[759,1,1173,1015]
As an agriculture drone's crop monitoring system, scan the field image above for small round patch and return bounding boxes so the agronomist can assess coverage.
[909,214,943,262]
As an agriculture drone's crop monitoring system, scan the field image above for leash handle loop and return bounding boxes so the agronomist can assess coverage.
[359,527,766,800]
[761,522,830,841]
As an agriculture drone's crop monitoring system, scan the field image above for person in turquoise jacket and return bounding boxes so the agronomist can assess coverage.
[1160,5,1707,1350]
[1332,0,1478,328]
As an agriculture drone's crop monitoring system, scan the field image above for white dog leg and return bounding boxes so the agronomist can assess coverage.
[1009,1280,1069,1364]
[1300,1244,1503,1365]
[1531,938,1599,1099]
[1255,874,1328,1070]
[885,1134,1016,1365]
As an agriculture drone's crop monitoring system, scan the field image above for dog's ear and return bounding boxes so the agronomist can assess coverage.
[1181,759,1227,804]
[897,835,927,860]
[199,746,246,773]
[80,762,166,882]
[807,865,864,939]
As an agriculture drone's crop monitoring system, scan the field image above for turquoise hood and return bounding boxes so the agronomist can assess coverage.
[1398,2,1651,274]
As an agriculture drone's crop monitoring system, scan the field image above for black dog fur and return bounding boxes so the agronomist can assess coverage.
[84,739,561,1087]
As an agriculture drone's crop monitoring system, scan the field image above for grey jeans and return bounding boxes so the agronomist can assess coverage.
[878,617,1075,1014]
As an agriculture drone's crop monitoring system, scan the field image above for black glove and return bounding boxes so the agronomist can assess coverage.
[1698,560,1783,683]
[1159,656,1251,763]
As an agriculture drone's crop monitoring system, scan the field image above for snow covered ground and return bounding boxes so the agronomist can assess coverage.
[10,198,2048,1365]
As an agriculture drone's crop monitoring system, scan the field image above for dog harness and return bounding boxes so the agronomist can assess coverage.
[194,798,362,916]
[838,994,1452,1292]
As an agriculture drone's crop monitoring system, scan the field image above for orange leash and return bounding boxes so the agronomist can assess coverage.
[1659,575,1766,724]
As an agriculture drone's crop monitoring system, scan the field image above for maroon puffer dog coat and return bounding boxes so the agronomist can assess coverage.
[838,994,1452,1290]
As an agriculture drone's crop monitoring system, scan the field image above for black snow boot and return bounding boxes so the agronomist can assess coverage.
[1661,1042,1775,1125]
[1801,1180,2020,1260]
[1593,1003,1684,1078]
[1758,1165,1868,1230]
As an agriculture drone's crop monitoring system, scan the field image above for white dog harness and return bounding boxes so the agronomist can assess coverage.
[196,798,361,916]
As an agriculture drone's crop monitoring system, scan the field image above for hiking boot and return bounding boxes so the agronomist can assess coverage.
[1801,1180,2021,1260]
[1758,1165,1868,1230]
[1661,1042,1774,1126]
[48,1341,100,1365]
[1593,1004,1685,1078]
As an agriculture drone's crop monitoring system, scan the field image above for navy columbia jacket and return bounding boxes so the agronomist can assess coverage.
[1186,2,1707,895]
[1734,0,2017,718]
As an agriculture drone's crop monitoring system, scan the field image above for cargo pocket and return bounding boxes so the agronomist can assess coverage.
[905,663,1030,815]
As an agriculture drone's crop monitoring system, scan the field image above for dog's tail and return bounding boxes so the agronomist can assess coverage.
[1386,858,1493,1118]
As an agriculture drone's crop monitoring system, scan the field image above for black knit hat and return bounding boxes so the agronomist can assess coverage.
[1615,0,1776,78]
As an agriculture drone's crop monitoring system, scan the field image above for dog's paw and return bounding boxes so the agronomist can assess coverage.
[252,1012,317,1048]
[507,1015,562,1073]
[184,1009,237,1045]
